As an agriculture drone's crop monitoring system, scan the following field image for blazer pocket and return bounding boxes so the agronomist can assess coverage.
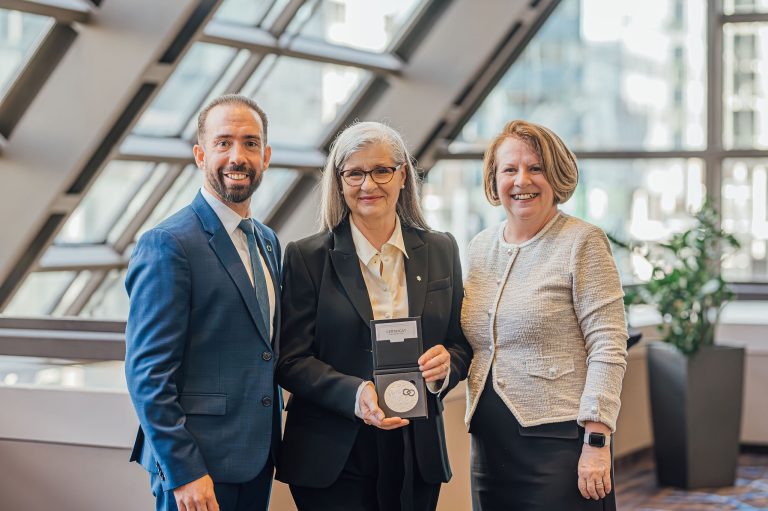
[518,420,579,439]
[426,277,451,292]
[179,393,227,415]
[525,355,575,381]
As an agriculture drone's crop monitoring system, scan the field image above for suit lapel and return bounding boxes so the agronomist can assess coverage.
[329,221,374,328]
[403,227,428,319]
[191,193,271,349]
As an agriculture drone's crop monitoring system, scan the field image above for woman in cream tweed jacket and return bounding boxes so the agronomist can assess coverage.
[461,120,628,510]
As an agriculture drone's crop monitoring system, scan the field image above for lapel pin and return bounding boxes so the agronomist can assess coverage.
[266,244,272,252]
[416,276,422,282]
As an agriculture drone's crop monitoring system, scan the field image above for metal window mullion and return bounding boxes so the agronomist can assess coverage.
[201,22,403,74]
[707,0,725,212]
[63,269,108,317]
[113,164,185,252]
[173,47,241,141]
[722,12,768,23]
[268,0,308,37]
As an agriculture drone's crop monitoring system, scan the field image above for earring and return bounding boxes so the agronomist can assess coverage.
[401,184,405,189]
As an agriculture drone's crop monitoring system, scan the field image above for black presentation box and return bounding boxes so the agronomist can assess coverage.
[370,316,428,420]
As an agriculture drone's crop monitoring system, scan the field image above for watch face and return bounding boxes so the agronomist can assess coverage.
[589,432,606,447]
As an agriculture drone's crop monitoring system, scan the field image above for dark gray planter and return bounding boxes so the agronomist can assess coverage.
[647,342,745,489]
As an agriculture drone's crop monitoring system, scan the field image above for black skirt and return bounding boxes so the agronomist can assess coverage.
[469,373,617,511]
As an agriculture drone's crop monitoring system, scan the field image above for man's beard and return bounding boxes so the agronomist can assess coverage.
[207,163,262,203]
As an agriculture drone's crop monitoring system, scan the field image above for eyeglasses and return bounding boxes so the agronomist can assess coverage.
[339,164,402,186]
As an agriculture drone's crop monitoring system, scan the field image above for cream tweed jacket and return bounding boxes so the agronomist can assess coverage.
[461,212,628,431]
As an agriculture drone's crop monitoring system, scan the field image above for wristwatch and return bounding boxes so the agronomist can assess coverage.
[584,431,610,448]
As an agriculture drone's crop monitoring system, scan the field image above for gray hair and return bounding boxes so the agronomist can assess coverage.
[318,121,429,232]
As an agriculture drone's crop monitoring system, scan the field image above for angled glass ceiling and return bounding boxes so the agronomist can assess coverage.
[0,9,54,101]
[213,0,287,27]
[4,0,435,319]
[285,0,425,52]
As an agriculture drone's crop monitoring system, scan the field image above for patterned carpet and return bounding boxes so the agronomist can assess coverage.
[616,452,768,510]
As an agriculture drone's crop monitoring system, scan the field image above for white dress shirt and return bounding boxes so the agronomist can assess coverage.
[201,187,276,340]
[350,216,448,418]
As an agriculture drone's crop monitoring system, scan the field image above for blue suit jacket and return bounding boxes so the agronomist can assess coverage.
[125,191,281,491]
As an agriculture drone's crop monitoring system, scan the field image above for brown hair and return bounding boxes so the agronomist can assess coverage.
[197,94,268,146]
[482,120,578,205]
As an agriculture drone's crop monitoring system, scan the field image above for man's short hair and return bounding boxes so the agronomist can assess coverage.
[197,94,269,146]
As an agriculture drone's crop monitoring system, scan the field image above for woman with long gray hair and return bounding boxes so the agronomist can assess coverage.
[276,121,472,511]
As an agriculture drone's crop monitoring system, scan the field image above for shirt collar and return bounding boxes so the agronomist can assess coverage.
[200,187,248,236]
[350,215,408,265]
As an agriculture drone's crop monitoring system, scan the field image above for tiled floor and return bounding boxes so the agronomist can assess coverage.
[615,451,768,510]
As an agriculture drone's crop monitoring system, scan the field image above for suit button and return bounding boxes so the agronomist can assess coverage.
[548,367,557,377]
[262,351,272,361]
[496,378,505,388]
[262,396,272,407]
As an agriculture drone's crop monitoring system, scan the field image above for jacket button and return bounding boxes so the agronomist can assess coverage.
[496,378,505,388]
[262,351,272,361]
[262,396,273,407]
[548,367,557,376]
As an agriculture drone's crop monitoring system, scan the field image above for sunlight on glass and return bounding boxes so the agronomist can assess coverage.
[0,9,52,100]
[214,0,277,26]
[136,165,202,240]
[250,168,300,220]
[80,269,128,320]
[454,0,706,151]
[286,0,424,53]
[57,161,154,245]
[723,0,768,14]
[4,272,76,317]
[133,43,237,137]
[249,56,369,147]
[723,23,768,149]
[722,159,768,282]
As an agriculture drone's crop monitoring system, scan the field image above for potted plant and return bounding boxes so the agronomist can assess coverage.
[610,202,744,489]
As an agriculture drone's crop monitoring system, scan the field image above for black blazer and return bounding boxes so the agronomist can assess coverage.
[275,219,472,488]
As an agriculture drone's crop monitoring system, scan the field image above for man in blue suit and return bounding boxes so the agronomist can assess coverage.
[125,94,281,511]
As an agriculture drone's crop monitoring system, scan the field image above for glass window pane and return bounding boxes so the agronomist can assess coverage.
[453,0,707,152]
[422,158,704,282]
[3,272,77,317]
[107,164,173,245]
[250,168,299,220]
[80,269,128,320]
[57,161,154,245]
[181,49,252,141]
[723,23,767,149]
[285,0,425,53]
[133,43,237,137]
[51,271,93,317]
[214,0,279,26]
[0,9,53,100]
[724,0,768,14]
[136,165,202,241]
[722,159,768,282]
[249,56,369,148]
[421,160,504,269]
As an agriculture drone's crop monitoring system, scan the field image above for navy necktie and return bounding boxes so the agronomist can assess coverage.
[238,219,271,338]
